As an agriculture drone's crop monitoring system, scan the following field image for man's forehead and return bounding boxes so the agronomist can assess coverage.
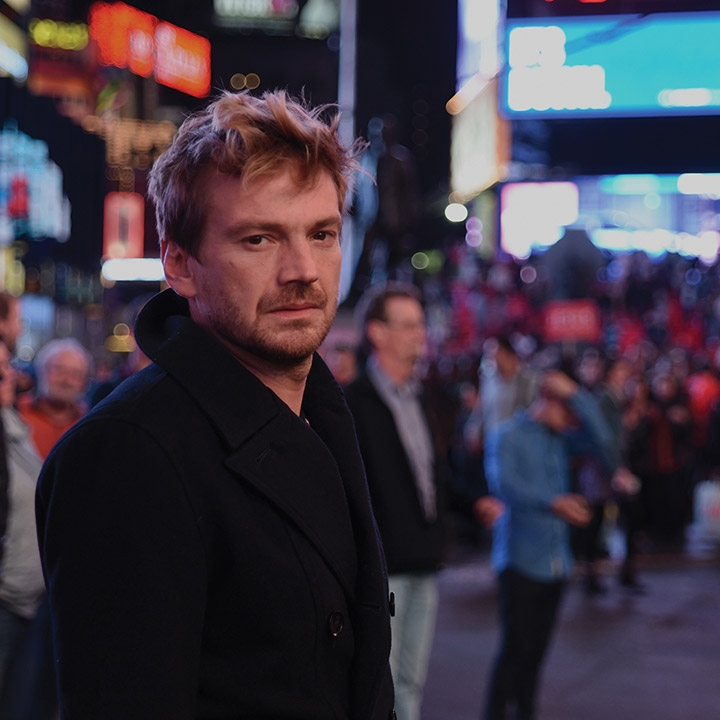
[49,351,87,367]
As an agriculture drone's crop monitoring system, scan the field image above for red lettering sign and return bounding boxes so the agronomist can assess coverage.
[154,22,211,98]
[89,2,210,97]
[542,300,601,343]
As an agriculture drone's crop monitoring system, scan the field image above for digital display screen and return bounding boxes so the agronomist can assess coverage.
[500,11,720,118]
[499,173,720,261]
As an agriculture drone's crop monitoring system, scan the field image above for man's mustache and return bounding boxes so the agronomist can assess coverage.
[258,286,328,312]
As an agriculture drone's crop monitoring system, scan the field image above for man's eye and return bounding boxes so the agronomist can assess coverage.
[246,236,265,245]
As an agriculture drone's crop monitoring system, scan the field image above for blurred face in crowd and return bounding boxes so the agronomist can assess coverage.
[536,396,578,434]
[369,296,426,376]
[607,357,632,397]
[494,344,519,380]
[324,345,357,387]
[163,165,343,372]
[577,353,604,389]
[0,297,23,354]
[42,350,90,406]
[651,372,678,402]
[0,343,16,409]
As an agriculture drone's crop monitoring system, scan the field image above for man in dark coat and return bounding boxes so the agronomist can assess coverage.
[35,89,394,720]
[344,283,501,720]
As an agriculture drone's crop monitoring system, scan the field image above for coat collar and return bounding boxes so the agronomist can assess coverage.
[135,290,361,594]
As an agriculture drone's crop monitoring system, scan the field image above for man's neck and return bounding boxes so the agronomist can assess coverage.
[237,355,312,416]
[36,396,81,420]
[373,354,413,387]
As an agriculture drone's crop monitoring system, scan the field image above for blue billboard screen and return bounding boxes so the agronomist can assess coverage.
[500,11,720,118]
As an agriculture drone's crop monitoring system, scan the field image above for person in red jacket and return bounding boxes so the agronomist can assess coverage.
[17,338,91,461]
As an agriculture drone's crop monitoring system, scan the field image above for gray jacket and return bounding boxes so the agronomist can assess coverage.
[0,406,44,619]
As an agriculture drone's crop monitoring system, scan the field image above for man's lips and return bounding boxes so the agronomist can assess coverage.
[273,302,319,311]
[267,303,324,318]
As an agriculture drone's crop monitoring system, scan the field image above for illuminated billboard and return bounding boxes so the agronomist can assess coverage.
[213,0,339,38]
[0,125,71,243]
[501,11,720,118]
[499,173,720,262]
[89,2,211,98]
[0,15,27,81]
[450,0,509,200]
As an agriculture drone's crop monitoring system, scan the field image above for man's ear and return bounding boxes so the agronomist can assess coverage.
[366,319,385,350]
[161,239,197,298]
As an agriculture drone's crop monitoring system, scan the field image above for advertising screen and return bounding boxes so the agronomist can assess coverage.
[89,2,211,98]
[451,0,509,199]
[499,173,720,262]
[500,11,720,118]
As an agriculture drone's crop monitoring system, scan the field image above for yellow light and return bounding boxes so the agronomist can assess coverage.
[245,73,260,90]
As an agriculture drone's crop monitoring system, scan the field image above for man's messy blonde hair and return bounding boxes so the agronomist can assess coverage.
[148,89,364,257]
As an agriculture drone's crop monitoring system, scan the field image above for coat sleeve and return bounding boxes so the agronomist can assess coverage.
[36,418,207,720]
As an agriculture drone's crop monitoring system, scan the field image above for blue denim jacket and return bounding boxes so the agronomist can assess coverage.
[484,390,612,582]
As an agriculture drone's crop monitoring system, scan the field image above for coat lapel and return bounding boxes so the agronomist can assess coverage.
[150,309,358,598]
[225,412,358,598]
[140,295,391,716]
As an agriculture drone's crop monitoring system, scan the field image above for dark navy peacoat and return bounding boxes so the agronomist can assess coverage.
[36,290,394,720]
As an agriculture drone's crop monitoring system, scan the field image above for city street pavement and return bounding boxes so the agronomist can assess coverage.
[421,525,720,720]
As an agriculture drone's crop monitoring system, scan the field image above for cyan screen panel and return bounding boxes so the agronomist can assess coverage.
[500,12,720,118]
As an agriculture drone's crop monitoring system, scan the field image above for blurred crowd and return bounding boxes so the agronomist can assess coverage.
[2,241,720,717]
[331,245,720,559]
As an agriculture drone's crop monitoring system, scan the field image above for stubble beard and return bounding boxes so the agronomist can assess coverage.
[216,287,338,369]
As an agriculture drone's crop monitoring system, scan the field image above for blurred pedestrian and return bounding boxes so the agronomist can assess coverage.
[641,368,695,547]
[0,341,45,718]
[574,353,643,594]
[35,89,394,720]
[322,341,358,387]
[18,338,92,459]
[0,290,21,566]
[10,337,92,720]
[0,291,23,355]
[464,335,540,457]
[483,370,614,720]
[345,282,501,720]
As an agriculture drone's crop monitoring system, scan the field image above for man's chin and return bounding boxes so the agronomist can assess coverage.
[258,329,330,366]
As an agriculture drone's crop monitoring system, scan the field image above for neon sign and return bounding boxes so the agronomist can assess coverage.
[28,19,89,51]
[89,2,211,98]
[0,125,71,243]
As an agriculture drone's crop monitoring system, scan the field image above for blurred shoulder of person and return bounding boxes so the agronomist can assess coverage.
[0,340,46,699]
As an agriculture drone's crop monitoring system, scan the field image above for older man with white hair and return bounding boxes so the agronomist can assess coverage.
[18,338,92,461]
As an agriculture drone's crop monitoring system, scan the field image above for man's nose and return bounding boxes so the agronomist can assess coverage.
[278,239,320,284]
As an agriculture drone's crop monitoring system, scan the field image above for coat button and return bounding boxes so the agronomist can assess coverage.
[327,611,345,637]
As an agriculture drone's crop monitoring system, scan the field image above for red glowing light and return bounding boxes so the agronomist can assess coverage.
[89,2,210,97]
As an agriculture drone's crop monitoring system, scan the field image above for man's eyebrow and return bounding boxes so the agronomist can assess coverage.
[308,215,344,232]
[225,215,343,236]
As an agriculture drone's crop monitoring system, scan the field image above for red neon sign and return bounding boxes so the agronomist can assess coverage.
[154,22,211,98]
[103,191,145,260]
[89,2,210,97]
